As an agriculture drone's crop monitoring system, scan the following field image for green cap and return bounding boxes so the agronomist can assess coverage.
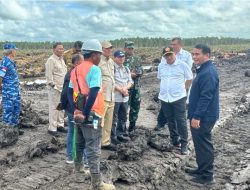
[162,47,174,56]
[124,41,134,49]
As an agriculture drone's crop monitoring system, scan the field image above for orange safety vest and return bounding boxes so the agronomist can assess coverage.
[70,60,104,117]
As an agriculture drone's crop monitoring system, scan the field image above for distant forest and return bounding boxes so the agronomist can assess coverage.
[1,37,250,50]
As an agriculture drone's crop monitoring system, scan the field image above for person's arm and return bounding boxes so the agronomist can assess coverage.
[67,86,75,110]
[0,77,2,92]
[187,52,193,70]
[0,60,9,92]
[82,87,100,117]
[127,69,134,89]
[185,79,192,92]
[184,63,193,92]
[193,73,218,120]
[45,58,55,88]
[115,85,124,94]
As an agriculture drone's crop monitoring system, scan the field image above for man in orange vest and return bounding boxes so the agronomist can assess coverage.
[68,39,115,190]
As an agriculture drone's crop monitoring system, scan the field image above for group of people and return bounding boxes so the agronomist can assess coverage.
[44,39,143,190]
[156,39,219,185]
[0,38,219,189]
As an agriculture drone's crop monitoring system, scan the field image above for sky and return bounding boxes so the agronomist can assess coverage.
[0,0,250,42]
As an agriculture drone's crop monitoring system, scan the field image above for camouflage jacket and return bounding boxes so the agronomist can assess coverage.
[124,54,143,89]
[63,49,74,69]
[0,56,20,96]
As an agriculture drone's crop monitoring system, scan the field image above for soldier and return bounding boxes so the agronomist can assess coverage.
[64,41,83,69]
[0,44,21,126]
[123,41,143,132]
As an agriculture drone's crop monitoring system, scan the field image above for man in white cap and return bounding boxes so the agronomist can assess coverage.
[68,39,115,190]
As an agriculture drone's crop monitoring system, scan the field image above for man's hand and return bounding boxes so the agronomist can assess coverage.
[48,83,55,88]
[131,71,137,78]
[74,109,86,123]
[121,87,129,97]
[56,103,63,110]
[191,118,200,129]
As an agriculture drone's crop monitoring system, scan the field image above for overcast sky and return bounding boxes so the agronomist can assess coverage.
[0,0,249,42]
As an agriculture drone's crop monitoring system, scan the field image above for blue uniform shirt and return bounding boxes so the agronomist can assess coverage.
[0,56,20,95]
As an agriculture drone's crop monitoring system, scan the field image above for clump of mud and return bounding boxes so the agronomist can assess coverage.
[27,137,64,159]
[101,127,183,189]
[19,100,48,128]
[0,125,19,148]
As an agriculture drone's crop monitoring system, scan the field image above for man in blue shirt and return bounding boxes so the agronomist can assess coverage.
[186,44,219,185]
[0,44,20,126]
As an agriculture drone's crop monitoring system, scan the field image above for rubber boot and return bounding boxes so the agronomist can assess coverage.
[128,122,136,133]
[74,162,90,175]
[91,173,116,190]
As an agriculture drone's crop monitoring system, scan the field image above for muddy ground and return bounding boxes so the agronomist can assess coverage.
[0,55,250,190]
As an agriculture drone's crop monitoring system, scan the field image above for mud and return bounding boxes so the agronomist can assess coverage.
[0,55,250,190]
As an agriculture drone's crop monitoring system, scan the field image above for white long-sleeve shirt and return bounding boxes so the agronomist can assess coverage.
[45,54,67,92]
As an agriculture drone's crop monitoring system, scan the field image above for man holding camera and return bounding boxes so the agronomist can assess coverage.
[124,41,143,132]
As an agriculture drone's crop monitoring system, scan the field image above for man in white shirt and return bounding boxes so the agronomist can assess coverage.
[155,37,193,131]
[158,47,192,155]
[45,42,67,136]
[99,41,116,151]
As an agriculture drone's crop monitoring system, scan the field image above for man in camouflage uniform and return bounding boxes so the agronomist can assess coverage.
[123,41,143,132]
[64,41,83,69]
[0,44,21,126]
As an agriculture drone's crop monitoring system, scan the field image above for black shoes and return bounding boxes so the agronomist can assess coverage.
[173,142,181,148]
[117,135,130,142]
[190,175,215,185]
[154,125,165,131]
[47,130,60,137]
[185,167,202,177]
[101,143,117,151]
[57,126,67,133]
[111,138,121,145]
[181,146,190,155]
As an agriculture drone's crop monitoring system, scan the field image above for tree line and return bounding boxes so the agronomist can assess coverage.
[1,37,250,50]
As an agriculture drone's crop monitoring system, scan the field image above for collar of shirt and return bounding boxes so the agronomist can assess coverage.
[166,58,180,66]
[52,53,63,60]
[196,60,212,72]
[3,56,15,65]
[101,55,111,62]
[114,62,124,69]
[177,48,184,55]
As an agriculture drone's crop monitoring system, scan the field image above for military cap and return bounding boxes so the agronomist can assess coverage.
[3,43,18,50]
[124,41,134,49]
[162,47,174,56]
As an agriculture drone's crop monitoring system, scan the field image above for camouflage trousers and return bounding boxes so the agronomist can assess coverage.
[128,88,141,125]
[2,94,21,126]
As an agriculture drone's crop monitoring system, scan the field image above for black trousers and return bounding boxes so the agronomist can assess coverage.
[161,97,188,147]
[111,102,129,138]
[191,122,215,177]
[157,105,168,128]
